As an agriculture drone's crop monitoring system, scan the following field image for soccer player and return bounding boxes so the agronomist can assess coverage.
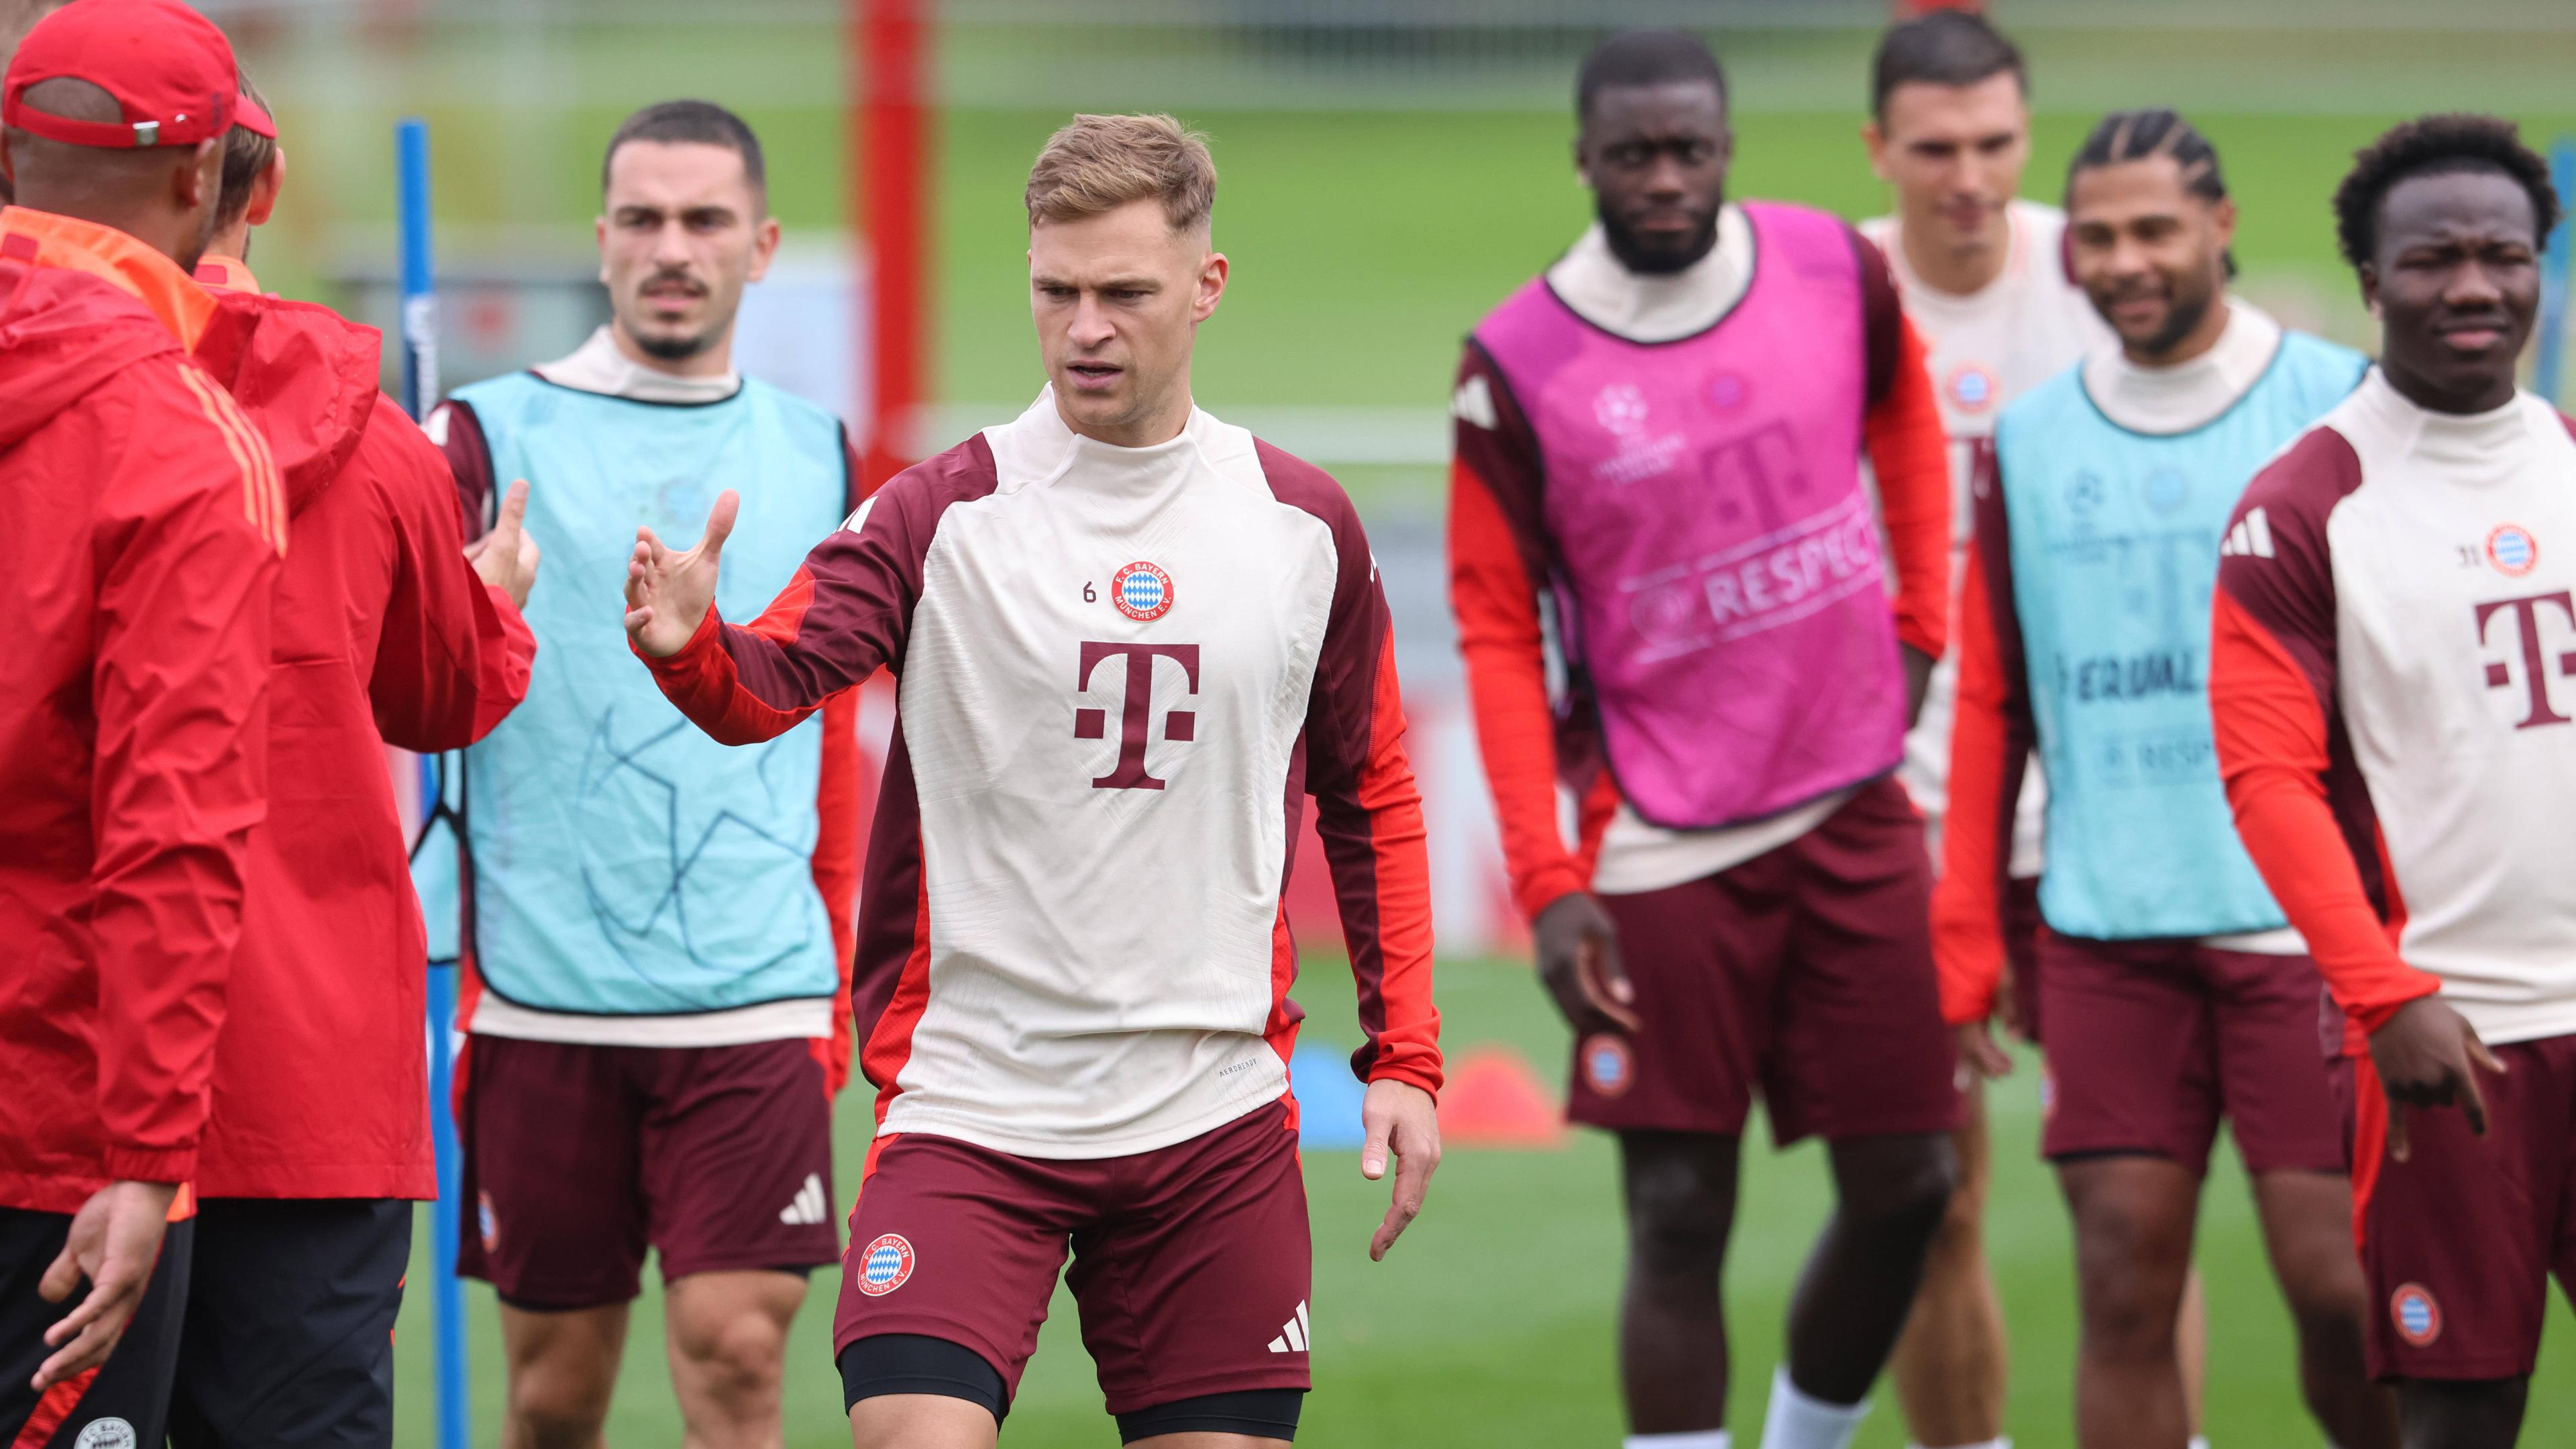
[1939,108,2395,1449]
[423,101,858,1448]
[161,70,541,1449]
[1854,17,2107,1447]
[623,112,1443,1449]
[0,0,284,1440]
[1448,30,1956,1449]
[2214,113,2575,1449]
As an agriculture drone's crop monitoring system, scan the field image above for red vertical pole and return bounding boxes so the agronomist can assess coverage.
[854,0,927,490]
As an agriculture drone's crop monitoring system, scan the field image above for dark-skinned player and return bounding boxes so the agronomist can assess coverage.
[2213,113,2575,1449]
[1448,28,1955,1449]
[1941,107,2392,1449]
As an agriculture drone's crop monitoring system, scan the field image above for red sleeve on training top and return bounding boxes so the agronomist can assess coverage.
[807,690,861,1096]
[640,436,998,745]
[360,394,535,750]
[1263,441,1442,1097]
[2211,427,2440,1034]
[1854,233,1952,661]
[803,441,870,1096]
[1933,446,2036,1024]
[1447,341,1594,924]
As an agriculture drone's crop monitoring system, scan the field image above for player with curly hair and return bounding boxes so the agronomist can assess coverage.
[2213,112,2573,1449]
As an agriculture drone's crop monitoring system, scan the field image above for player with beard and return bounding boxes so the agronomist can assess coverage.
[2215,114,2576,1449]
[1939,108,2392,1449]
[1448,29,1957,1449]
[1852,17,2110,1447]
[625,111,1442,1449]
[424,101,863,1449]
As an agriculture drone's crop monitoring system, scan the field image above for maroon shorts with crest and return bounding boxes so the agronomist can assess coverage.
[2337,1036,2576,1381]
[835,1099,1312,1415]
[1568,777,1960,1144]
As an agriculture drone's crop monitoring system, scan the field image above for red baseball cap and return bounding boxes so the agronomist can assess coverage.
[2,0,274,150]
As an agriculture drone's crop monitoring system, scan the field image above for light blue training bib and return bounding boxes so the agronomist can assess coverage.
[435,372,852,1015]
[1994,330,2365,941]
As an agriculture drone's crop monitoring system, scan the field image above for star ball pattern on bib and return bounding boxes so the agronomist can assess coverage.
[1112,561,1175,622]
[857,1233,916,1296]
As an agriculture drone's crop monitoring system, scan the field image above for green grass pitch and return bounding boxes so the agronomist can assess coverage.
[390,957,2575,1448]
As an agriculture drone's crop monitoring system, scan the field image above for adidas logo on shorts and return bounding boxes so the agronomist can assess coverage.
[779,1173,827,1226]
[1266,1299,1312,1354]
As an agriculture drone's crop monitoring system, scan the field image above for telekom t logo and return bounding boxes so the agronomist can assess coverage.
[1075,641,1200,790]
[2474,590,2576,729]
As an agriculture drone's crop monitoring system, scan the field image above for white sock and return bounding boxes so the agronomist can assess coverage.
[2188,1439,2210,1449]
[1759,1366,1871,1449]
[1625,1434,1729,1449]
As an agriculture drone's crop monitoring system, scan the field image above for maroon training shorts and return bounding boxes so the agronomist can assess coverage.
[835,1099,1311,1415]
[1572,777,1960,1144]
[457,1035,837,1309]
[2339,1035,2576,1381]
[2036,933,2342,1177]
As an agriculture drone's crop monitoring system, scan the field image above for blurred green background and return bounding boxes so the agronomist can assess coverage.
[125,1,2576,1443]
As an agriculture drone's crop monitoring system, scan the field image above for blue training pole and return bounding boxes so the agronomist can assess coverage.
[395,115,470,1449]
[2536,136,2576,407]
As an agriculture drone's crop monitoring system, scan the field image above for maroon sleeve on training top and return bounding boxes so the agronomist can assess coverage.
[429,396,497,538]
[1260,441,1442,1096]
[639,435,997,745]
[1851,228,1904,409]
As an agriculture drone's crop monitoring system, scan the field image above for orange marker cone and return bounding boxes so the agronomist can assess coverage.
[1436,1045,1568,1148]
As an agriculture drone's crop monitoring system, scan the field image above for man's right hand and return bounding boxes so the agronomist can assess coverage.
[625,489,739,658]
[466,478,541,610]
[2368,995,2507,1162]
[34,1179,176,1391]
[1533,892,1639,1037]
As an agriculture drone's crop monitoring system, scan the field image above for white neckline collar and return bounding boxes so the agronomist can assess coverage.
[534,325,742,405]
[1544,205,1755,344]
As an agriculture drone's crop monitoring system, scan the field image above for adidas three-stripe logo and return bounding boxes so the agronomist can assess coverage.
[1267,1300,1312,1354]
[780,1173,827,1226]
[2220,506,2275,559]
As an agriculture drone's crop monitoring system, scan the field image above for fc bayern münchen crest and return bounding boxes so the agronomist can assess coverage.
[2390,1283,2442,1346]
[1579,1033,1634,1097]
[1112,561,1175,622]
[857,1233,916,1297]
[2487,523,2539,577]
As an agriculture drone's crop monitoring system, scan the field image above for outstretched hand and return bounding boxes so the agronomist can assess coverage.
[1360,1079,1440,1262]
[625,490,739,658]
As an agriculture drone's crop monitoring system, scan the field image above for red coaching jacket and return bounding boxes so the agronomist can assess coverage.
[186,264,536,1199]
[0,208,286,1214]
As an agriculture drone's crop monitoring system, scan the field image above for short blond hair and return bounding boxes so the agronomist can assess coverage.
[1024,113,1216,233]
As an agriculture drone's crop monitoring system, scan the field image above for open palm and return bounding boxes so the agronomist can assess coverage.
[624,489,739,657]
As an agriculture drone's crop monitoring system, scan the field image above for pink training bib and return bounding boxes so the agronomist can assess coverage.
[1474,201,1907,829]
